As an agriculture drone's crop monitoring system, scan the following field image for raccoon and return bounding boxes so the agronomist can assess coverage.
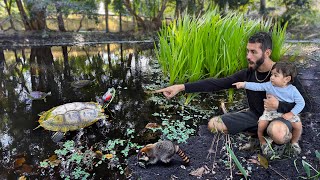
[137,140,190,167]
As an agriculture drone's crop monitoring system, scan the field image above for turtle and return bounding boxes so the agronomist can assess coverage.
[34,87,116,142]
[27,91,52,102]
[35,102,108,142]
[71,80,93,88]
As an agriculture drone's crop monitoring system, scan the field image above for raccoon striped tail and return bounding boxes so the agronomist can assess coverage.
[176,146,190,164]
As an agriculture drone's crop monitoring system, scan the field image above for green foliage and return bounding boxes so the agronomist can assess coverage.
[271,21,288,61]
[112,0,126,14]
[54,140,75,156]
[72,167,90,180]
[156,9,287,83]
[133,0,161,17]
[41,136,141,179]
[40,161,50,168]
[279,0,320,28]
[53,140,95,179]
[160,119,195,143]
[295,150,320,179]
[156,9,287,104]
[70,153,84,164]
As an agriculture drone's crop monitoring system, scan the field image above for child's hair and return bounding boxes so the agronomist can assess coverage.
[272,61,297,83]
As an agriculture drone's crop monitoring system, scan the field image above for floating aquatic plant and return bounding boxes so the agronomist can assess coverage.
[161,119,196,143]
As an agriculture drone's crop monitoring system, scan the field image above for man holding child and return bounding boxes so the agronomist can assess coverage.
[156,32,307,157]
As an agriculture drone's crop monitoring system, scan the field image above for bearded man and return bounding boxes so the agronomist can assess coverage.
[156,32,305,156]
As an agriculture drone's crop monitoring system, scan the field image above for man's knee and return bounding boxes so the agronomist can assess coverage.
[208,116,228,133]
[267,120,292,144]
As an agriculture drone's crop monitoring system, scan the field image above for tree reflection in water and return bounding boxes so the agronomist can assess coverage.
[0,43,158,179]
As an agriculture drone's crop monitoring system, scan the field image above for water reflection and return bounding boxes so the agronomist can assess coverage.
[0,43,157,179]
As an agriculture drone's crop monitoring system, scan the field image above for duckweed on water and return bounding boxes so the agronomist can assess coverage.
[161,120,195,143]
[40,127,143,178]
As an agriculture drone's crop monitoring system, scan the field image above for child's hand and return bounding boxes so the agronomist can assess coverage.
[232,82,245,89]
[282,112,294,120]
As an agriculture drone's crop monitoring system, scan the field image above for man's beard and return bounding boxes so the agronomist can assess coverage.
[249,54,265,70]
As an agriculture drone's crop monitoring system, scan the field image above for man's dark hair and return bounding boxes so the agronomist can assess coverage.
[272,61,297,83]
[248,32,272,52]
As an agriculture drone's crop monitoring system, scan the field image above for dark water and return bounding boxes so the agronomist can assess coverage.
[0,43,246,179]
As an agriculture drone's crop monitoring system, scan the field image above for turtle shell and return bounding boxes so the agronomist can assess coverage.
[38,102,106,132]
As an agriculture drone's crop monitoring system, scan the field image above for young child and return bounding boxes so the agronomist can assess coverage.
[233,61,305,156]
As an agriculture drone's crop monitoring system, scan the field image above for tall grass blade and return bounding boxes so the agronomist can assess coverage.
[302,160,311,177]
[315,150,320,160]
[226,144,248,179]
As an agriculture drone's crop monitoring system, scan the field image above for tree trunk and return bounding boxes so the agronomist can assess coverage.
[0,48,5,69]
[16,0,47,30]
[132,0,136,31]
[76,15,85,32]
[29,8,46,30]
[175,0,182,18]
[123,0,147,29]
[260,0,266,14]
[16,0,31,30]
[156,0,168,20]
[119,12,122,32]
[30,47,54,91]
[104,0,109,33]
[124,0,168,31]
[4,0,16,30]
[55,2,66,32]
[62,46,70,77]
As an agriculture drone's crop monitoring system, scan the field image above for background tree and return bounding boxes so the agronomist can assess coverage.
[104,0,111,32]
[260,0,266,14]
[2,0,16,30]
[54,1,67,31]
[123,0,168,31]
[14,0,98,31]
[113,0,126,32]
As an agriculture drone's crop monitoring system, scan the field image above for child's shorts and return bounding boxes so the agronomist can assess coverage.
[259,110,300,123]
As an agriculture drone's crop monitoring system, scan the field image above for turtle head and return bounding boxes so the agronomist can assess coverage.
[96,96,104,105]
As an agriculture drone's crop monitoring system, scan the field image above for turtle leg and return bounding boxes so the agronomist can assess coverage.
[51,131,65,142]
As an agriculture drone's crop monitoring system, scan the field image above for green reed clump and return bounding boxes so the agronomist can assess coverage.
[156,9,287,90]
[294,150,320,179]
